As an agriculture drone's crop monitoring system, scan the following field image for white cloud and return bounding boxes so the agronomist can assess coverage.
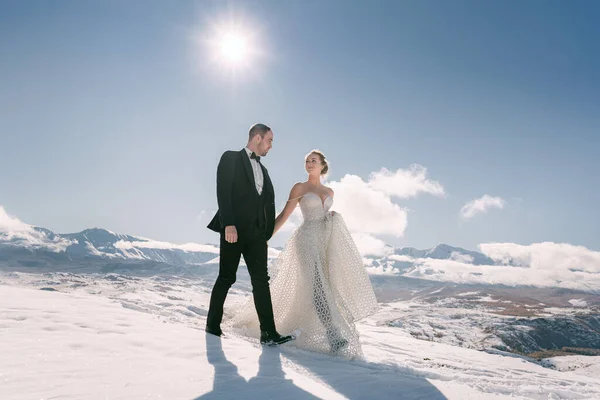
[479,242,600,274]
[0,206,74,252]
[460,195,506,219]
[367,165,446,199]
[362,257,375,266]
[351,233,394,257]
[329,174,408,237]
[271,165,444,253]
[388,254,415,263]
[115,238,283,259]
[322,165,444,256]
[401,257,600,292]
[569,299,588,307]
[366,263,401,275]
[0,206,32,234]
[371,242,600,292]
[277,207,302,234]
[450,251,474,264]
[115,240,220,254]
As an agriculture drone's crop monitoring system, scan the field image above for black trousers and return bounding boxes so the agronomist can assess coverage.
[206,232,277,333]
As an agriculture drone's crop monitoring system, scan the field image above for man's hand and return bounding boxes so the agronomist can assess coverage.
[225,225,238,243]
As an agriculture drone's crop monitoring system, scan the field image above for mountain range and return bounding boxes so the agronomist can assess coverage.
[0,223,498,274]
[3,222,600,358]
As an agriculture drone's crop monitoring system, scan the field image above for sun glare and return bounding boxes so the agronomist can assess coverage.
[198,13,266,77]
[218,33,248,64]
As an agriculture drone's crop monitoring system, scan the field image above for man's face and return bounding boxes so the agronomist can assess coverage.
[256,130,273,156]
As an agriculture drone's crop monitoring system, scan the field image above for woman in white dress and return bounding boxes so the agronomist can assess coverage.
[230,150,378,359]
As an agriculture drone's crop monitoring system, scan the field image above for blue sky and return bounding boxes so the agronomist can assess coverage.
[1,0,599,252]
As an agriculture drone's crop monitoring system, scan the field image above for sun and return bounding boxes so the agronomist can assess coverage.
[198,14,266,76]
[218,33,249,64]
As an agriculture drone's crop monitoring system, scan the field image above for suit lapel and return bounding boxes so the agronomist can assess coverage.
[240,149,257,193]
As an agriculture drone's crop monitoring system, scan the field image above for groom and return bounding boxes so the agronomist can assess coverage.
[206,123,294,346]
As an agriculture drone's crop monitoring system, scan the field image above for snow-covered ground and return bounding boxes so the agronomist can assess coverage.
[1,273,599,400]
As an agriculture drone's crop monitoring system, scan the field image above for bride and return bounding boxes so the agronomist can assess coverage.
[230,150,378,359]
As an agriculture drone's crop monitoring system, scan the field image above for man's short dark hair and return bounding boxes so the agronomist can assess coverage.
[249,123,271,140]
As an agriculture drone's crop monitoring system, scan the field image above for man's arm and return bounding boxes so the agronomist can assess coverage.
[216,152,236,228]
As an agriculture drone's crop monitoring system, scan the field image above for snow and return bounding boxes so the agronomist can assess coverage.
[1,274,599,399]
[569,299,589,308]
[541,355,600,378]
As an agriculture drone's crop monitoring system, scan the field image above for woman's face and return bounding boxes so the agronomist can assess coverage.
[305,153,322,175]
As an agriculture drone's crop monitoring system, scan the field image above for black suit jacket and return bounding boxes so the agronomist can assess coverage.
[207,149,276,241]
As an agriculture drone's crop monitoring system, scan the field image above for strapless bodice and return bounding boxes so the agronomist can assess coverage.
[299,192,333,221]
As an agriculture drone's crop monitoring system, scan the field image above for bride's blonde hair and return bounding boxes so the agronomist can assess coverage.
[305,149,329,177]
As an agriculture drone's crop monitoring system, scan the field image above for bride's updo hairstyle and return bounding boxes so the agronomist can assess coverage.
[305,149,330,177]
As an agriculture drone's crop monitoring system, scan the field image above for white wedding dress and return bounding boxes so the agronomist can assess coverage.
[229,192,379,359]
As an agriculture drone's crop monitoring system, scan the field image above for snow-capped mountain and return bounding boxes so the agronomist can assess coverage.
[2,221,600,295]
[387,243,497,268]
[61,227,220,265]
[0,224,220,274]
[5,226,482,266]
[1,221,498,275]
[395,243,496,265]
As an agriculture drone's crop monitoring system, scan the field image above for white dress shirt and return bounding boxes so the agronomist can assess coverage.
[244,147,264,195]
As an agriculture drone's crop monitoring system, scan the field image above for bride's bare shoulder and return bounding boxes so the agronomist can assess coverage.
[288,182,307,199]
[291,182,307,191]
[323,185,334,197]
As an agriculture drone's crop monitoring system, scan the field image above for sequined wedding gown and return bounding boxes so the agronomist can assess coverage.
[229,192,378,359]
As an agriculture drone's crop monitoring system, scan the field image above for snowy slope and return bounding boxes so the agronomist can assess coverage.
[2,276,600,400]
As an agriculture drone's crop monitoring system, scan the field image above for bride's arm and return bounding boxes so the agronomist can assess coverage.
[272,183,304,236]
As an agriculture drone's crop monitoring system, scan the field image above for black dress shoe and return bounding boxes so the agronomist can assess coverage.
[260,331,295,346]
[205,325,223,337]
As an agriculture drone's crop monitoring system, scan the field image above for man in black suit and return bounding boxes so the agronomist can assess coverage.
[206,123,294,346]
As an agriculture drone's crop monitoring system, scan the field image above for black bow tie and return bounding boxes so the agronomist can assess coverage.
[250,152,261,162]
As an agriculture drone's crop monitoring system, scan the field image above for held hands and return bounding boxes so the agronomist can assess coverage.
[225,225,238,243]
